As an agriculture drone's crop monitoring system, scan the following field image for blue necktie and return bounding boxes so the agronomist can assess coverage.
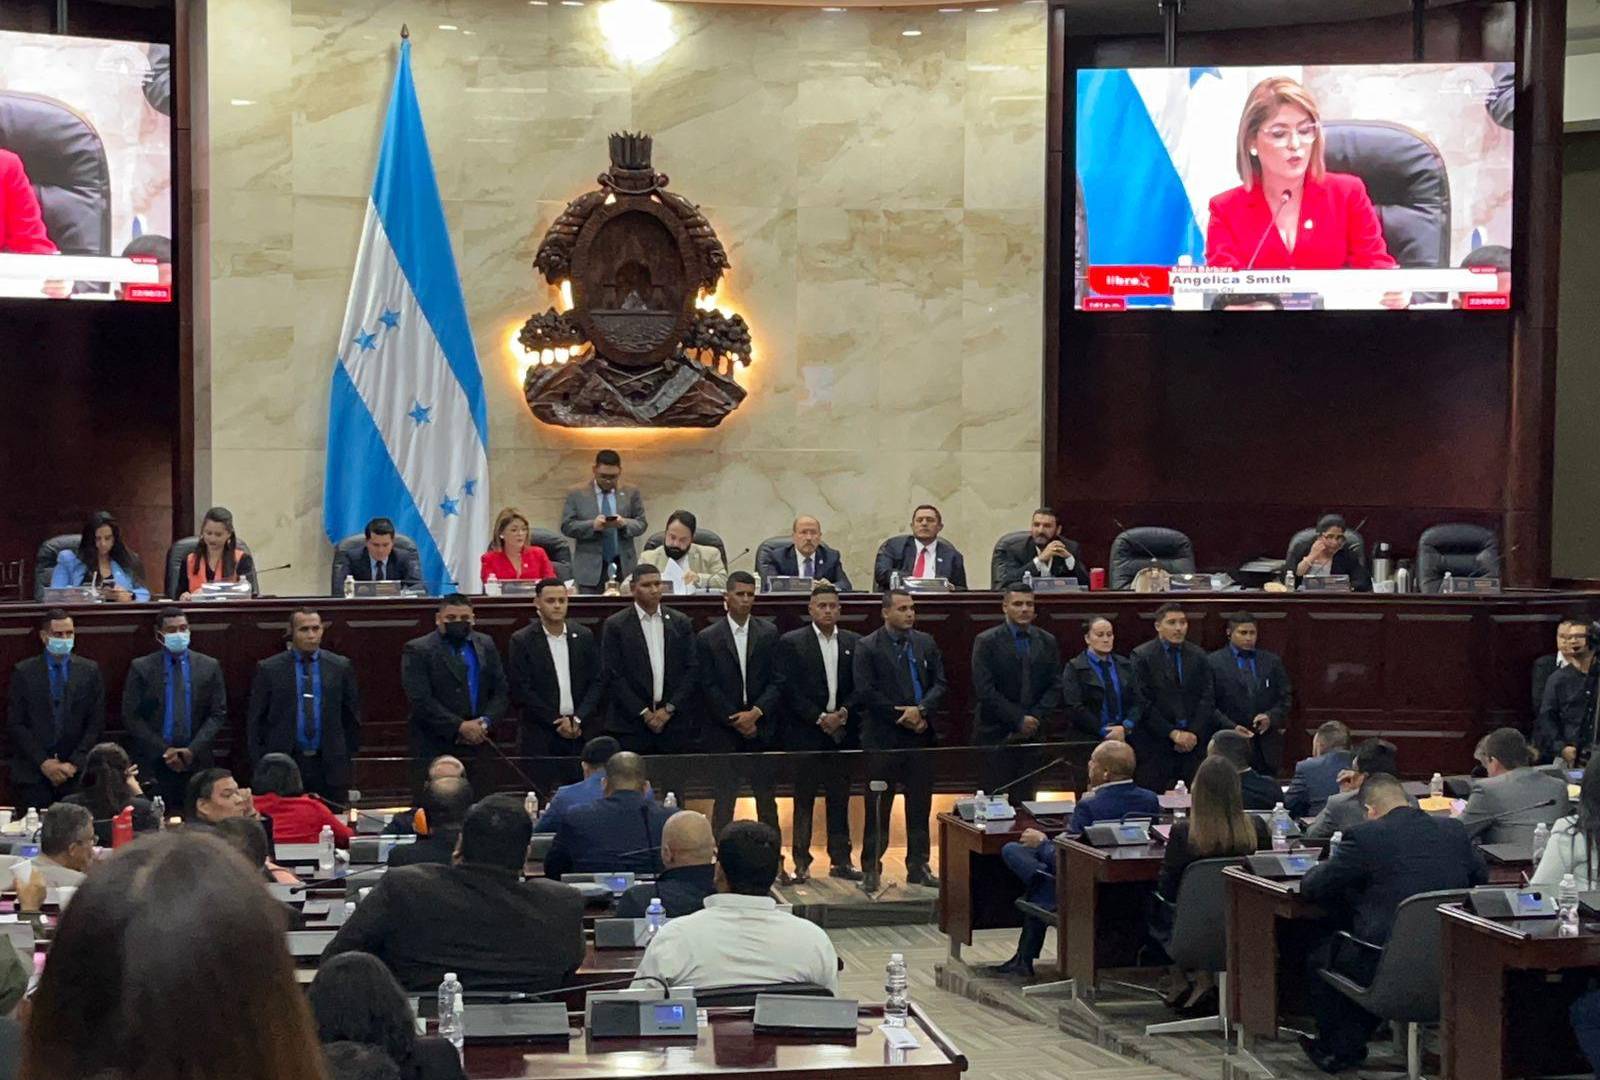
[47,660,67,748]
[1165,644,1183,686]
[600,491,618,569]
[1235,648,1259,687]
[298,654,321,752]
[900,638,924,705]
[1092,656,1121,731]
[164,654,191,744]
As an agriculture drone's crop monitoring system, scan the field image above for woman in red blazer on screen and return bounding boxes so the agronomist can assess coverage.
[1204,77,1396,272]
[480,506,556,583]
[0,148,57,254]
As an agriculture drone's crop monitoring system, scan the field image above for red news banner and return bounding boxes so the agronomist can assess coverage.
[1083,264,1509,310]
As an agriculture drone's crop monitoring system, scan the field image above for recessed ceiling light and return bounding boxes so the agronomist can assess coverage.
[901,28,921,35]
[437,23,458,30]
[975,6,999,10]
[938,7,962,11]
[821,6,847,11]
[229,98,256,106]
[561,2,583,6]
[530,2,547,5]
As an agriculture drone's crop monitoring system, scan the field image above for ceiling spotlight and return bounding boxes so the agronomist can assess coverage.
[902,28,922,35]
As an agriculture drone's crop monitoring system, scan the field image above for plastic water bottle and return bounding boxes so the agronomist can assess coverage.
[343,574,355,599]
[1270,803,1292,853]
[1429,772,1444,798]
[883,953,909,1027]
[524,791,539,823]
[317,825,335,872]
[151,796,166,829]
[22,808,39,838]
[1442,570,1454,593]
[890,570,903,590]
[343,900,357,920]
[645,897,666,940]
[1283,568,1296,590]
[1559,873,1581,934]
[486,573,500,597]
[663,792,678,811]
[1174,780,1187,798]
[437,972,465,1059]
[1533,821,1551,867]
[1022,570,1033,589]
[973,790,989,826]
[1330,830,1343,858]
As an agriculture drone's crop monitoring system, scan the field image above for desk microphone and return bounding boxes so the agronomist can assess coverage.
[289,862,389,894]
[310,795,398,831]
[255,563,293,575]
[1245,190,1294,271]
[990,756,1075,798]
[726,547,752,568]
[1112,519,1163,571]
[481,733,541,792]
[522,973,672,1000]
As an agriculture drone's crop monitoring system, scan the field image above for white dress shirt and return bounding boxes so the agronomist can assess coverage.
[632,893,839,993]
[637,604,666,705]
[912,540,939,577]
[545,623,575,717]
[813,624,839,713]
[1031,543,1075,577]
[727,615,749,706]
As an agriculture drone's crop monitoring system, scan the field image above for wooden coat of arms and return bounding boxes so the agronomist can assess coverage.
[520,133,752,428]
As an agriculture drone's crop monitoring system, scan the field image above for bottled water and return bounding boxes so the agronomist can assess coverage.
[1429,772,1444,798]
[889,571,903,590]
[1442,570,1454,593]
[973,790,988,826]
[343,900,357,920]
[663,792,678,810]
[151,796,166,829]
[317,825,335,872]
[22,808,39,838]
[1559,873,1581,934]
[524,791,540,823]
[1270,803,1292,853]
[486,573,500,597]
[343,574,355,599]
[1283,568,1296,590]
[1174,780,1188,797]
[1022,570,1033,588]
[437,972,465,1059]
[1330,830,1343,857]
[883,953,909,1027]
[1533,822,1551,867]
[645,897,666,940]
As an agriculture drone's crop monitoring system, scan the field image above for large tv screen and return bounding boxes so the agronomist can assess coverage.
[0,30,172,302]
[1074,63,1514,312]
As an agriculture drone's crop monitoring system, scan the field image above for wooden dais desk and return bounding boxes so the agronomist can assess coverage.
[1052,836,1162,998]
[1222,866,1328,1046]
[936,811,1065,960]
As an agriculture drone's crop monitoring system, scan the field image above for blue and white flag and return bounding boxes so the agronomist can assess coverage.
[324,38,488,594]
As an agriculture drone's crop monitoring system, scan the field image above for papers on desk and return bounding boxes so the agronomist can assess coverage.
[1419,796,1455,813]
[881,1025,921,1049]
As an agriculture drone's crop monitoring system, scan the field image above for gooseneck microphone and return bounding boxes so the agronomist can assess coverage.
[1113,519,1163,570]
[1244,189,1294,271]
[991,755,1076,798]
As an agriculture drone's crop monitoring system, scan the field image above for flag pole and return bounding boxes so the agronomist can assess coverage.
[400,24,410,39]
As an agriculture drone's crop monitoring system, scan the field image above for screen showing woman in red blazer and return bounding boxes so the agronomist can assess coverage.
[0,148,58,255]
[1204,77,1396,272]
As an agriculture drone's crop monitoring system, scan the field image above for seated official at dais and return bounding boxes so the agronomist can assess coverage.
[49,511,150,601]
[481,506,555,584]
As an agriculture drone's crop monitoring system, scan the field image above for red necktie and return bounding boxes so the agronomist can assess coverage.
[913,547,928,577]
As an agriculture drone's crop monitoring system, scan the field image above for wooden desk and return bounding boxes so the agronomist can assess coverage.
[460,1003,967,1079]
[1222,867,1328,1045]
[1052,836,1162,997]
[936,811,1064,960]
[1440,903,1600,1080]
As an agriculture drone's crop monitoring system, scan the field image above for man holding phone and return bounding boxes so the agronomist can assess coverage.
[561,449,648,593]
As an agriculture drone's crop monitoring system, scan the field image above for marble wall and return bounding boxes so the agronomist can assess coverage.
[196,0,1047,596]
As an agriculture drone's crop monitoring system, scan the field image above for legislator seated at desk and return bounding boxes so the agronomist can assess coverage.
[636,510,727,594]
[251,754,352,847]
[387,777,472,869]
[247,608,362,804]
[1534,617,1598,766]
[1306,738,1413,840]
[970,583,1062,800]
[1459,727,1571,846]
[325,795,585,993]
[1207,730,1282,812]
[384,755,464,837]
[1207,612,1292,775]
[48,512,151,602]
[1284,721,1352,818]
[508,579,600,766]
[17,803,94,889]
[1532,757,1600,889]
[633,821,839,994]
[990,507,1090,590]
[561,448,647,592]
[1298,774,1485,1075]
[1062,615,1140,742]
[177,505,258,600]
[310,953,467,1080]
[7,609,104,813]
[756,515,853,589]
[1130,602,1217,792]
[617,810,717,918]
[599,565,699,755]
[122,607,228,810]
[873,504,968,590]
[534,736,652,835]
[1290,514,1372,591]
[1070,740,1161,832]
[62,742,157,847]
[401,595,509,795]
[185,766,249,826]
[544,752,672,878]
[479,506,555,585]
[334,517,423,591]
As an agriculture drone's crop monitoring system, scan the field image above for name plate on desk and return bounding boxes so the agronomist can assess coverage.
[41,586,100,604]
[1442,576,1501,594]
[1300,574,1351,593]
[1082,820,1152,847]
[763,575,817,594]
[754,994,860,1034]
[1245,851,1317,878]
[352,579,406,598]
[953,797,1016,822]
[903,576,952,593]
[498,579,542,597]
[594,917,655,948]
[193,581,254,601]
[1028,577,1081,593]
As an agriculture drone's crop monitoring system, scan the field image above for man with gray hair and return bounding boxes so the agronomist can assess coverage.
[20,802,95,887]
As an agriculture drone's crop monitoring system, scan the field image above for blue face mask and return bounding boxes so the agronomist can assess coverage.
[163,631,191,655]
[45,637,73,658]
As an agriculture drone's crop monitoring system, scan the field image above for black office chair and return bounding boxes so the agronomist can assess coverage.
[989,530,1030,591]
[0,92,112,257]
[329,532,423,594]
[1416,524,1499,594]
[32,534,79,600]
[693,983,833,1008]
[529,527,573,582]
[1322,120,1451,269]
[1284,527,1368,572]
[1316,889,1472,1080]
[754,534,790,575]
[642,528,729,570]
[1109,527,1195,590]
[1145,857,1240,1037]
[164,537,260,599]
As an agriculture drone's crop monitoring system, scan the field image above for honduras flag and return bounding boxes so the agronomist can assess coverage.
[323,37,489,595]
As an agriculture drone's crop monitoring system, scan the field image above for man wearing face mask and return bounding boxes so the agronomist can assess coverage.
[6,610,105,813]
[122,606,229,809]
[402,595,510,798]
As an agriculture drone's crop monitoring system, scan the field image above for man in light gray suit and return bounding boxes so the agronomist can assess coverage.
[560,449,647,593]
[1305,738,1415,839]
[1459,727,1571,847]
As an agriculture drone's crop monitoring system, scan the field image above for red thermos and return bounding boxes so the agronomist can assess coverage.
[111,806,134,848]
[1089,567,1106,591]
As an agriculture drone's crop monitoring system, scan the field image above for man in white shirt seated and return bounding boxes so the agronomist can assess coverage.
[632,821,839,994]
[18,802,94,888]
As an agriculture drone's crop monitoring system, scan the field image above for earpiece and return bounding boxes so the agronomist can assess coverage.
[414,808,428,835]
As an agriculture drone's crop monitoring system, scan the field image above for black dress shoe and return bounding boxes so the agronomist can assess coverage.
[791,865,811,884]
[905,864,940,888]
[988,956,1035,978]
[828,863,864,882]
[777,868,794,887]
[861,869,882,894]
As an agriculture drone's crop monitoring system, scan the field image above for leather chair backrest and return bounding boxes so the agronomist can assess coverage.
[643,528,729,570]
[1109,527,1195,590]
[1284,527,1367,570]
[990,530,1031,590]
[529,527,573,583]
[1416,524,1499,593]
[1322,120,1451,269]
[693,983,833,1008]
[33,534,80,601]
[330,532,423,594]
[755,535,791,574]
[1359,889,1472,1021]
[165,536,260,599]
[1166,857,1240,975]
[0,92,112,256]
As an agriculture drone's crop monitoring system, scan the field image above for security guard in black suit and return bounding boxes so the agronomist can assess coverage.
[970,583,1062,801]
[1129,601,1216,792]
[247,608,361,802]
[1207,611,1292,776]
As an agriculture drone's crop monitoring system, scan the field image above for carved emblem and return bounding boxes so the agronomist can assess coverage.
[521,133,752,428]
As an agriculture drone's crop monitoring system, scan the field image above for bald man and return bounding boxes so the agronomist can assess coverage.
[383,754,466,836]
[1069,740,1161,831]
[757,516,854,590]
[616,810,717,917]
[543,751,673,878]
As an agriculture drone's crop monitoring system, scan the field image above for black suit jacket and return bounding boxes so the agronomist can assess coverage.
[246,649,361,785]
[697,617,782,750]
[970,623,1062,745]
[1061,651,1142,739]
[1531,653,1560,722]
[600,605,697,738]
[1535,663,1597,762]
[1129,639,1216,776]
[1207,646,1293,773]
[616,863,716,918]
[774,626,861,752]
[544,790,674,878]
[508,621,602,730]
[853,626,946,749]
[337,546,423,588]
[991,534,1091,590]
[1238,768,1284,811]
[401,632,510,764]
[122,649,228,764]
[386,828,460,869]
[872,536,968,591]
[5,654,104,783]
[324,861,586,992]
[1299,806,1486,945]
[757,542,854,591]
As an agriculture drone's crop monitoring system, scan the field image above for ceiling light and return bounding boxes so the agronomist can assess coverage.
[598,0,676,62]
[822,7,846,11]
[974,6,999,10]
[901,28,922,35]
[437,23,458,30]
[938,7,962,11]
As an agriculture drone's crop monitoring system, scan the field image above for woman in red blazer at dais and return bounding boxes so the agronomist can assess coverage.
[481,506,556,584]
[1204,77,1396,273]
[0,148,57,255]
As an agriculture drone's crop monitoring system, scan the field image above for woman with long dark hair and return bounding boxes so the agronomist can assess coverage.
[308,953,466,1080]
[49,511,149,602]
[1533,754,1600,889]
[20,831,327,1080]
[179,506,255,600]
[61,743,158,847]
